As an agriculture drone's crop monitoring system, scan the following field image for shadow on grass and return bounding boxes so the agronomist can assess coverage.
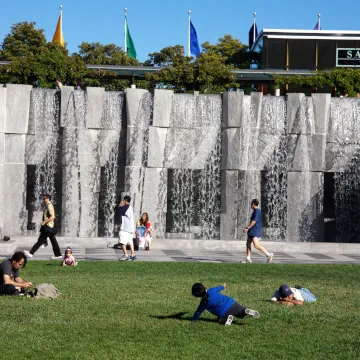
[151,312,246,326]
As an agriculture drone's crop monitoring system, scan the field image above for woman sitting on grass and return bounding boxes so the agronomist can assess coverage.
[62,248,78,267]
[136,212,153,251]
[191,283,260,326]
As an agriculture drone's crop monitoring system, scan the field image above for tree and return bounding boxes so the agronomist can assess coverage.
[145,45,189,67]
[0,22,48,60]
[77,42,139,65]
[202,34,246,64]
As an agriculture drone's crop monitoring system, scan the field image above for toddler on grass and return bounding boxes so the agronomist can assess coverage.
[62,248,78,267]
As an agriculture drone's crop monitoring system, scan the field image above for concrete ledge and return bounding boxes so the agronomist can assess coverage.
[1,238,360,255]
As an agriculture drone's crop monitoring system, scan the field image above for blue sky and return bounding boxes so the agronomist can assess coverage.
[1,0,360,62]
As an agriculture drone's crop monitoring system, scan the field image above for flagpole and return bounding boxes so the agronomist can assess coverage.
[188,10,191,57]
[124,8,127,54]
[60,5,63,44]
[253,12,256,44]
[318,14,321,30]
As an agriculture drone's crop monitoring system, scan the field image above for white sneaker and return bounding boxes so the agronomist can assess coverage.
[245,308,260,318]
[120,255,129,261]
[267,253,273,263]
[246,257,252,263]
[225,315,233,326]
[51,256,63,260]
[24,250,33,258]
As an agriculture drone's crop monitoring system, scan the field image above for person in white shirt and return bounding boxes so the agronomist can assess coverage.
[271,284,317,306]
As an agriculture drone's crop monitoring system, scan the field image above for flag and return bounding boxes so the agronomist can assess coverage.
[314,22,321,30]
[190,20,200,57]
[125,17,137,59]
[52,11,65,46]
[249,23,258,49]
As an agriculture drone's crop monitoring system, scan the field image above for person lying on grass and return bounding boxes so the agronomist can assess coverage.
[62,248,78,267]
[271,284,317,306]
[191,283,260,326]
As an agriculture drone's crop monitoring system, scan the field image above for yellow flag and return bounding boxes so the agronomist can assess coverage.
[52,10,65,46]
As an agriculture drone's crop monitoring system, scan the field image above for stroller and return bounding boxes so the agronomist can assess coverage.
[136,225,148,250]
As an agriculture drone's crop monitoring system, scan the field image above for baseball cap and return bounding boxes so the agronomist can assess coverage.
[279,285,293,298]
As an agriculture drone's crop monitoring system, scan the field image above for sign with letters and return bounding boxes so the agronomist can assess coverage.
[336,48,360,67]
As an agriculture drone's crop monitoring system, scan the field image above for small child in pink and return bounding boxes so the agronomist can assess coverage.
[62,247,78,267]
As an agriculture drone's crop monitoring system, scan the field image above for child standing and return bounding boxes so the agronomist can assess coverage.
[191,283,260,326]
[62,248,77,267]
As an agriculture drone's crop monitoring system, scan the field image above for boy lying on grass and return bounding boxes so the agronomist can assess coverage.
[191,283,260,326]
[271,284,317,306]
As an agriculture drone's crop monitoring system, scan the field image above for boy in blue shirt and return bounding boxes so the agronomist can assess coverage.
[243,199,273,263]
[191,283,260,326]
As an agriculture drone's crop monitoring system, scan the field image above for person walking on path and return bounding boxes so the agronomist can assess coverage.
[24,194,62,260]
[243,199,273,263]
[0,252,33,296]
[191,283,260,326]
[116,195,136,261]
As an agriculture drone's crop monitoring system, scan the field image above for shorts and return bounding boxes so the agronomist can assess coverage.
[119,231,133,246]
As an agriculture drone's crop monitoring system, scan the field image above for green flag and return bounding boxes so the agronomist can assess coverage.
[125,18,137,59]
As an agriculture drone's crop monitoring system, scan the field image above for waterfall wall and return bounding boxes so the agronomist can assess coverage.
[0,85,359,243]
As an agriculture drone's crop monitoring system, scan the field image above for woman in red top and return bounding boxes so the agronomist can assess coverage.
[136,213,153,251]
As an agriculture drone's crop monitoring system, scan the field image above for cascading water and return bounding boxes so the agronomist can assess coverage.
[332,98,360,242]
[100,92,124,237]
[262,96,288,241]
[31,89,60,215]
[168,94,222,239]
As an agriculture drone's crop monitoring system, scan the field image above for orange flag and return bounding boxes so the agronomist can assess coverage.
[52,7,65,46]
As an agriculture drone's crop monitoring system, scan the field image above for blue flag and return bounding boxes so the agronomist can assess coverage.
[190,20,200,57]
[314,22,321,30]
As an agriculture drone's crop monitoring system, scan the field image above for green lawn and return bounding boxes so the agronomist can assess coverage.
[0,261,359,360]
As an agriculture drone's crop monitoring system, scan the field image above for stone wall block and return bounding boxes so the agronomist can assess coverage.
[124,165,144,220]
[147,126,167,168]
[312,93,330,134]
[5,134,26,164]
[251,92,263,129]
[0,87,6,132]
[221,128,249,170]
[5,84,32,134]
[2,163,27,235]
[86,87,105,129]
[310,134,326,171]
[125,88,149,127]
[99,129,121,167]
[220,170,239,239]
[287,93,305,134]
[0,133,4,163]
[153,89,173,128]
[141,168,168,238]
[163,128,195,169]
[126,126,145,167]
[287,135,310,172]
[222,92,243,128]
[60,86,74,127]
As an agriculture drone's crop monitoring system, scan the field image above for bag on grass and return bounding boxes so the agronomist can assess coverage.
[33,283,61,299]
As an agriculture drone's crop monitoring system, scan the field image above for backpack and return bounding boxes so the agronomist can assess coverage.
[33,283,61,299]
[136,226,147,249]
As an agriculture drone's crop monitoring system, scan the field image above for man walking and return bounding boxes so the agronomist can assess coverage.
[243,199,273,263]
[116,195,136,261]
[24,194,62,260]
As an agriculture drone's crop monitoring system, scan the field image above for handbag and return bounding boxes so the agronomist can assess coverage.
[40,224,58,236]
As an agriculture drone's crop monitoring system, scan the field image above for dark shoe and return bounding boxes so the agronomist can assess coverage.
[130,255,137,261]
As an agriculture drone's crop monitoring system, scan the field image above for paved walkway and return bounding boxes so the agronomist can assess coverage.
[1,245,359,264]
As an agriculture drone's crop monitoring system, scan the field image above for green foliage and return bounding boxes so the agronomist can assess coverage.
[146,45,189,67]
[77,42,139,66]
[0,262,359,359]
[202,34,246,60]
[274,68,360,96]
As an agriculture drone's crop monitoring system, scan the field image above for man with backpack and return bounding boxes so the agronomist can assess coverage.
[271,284,317,306]
[24,194,62,260]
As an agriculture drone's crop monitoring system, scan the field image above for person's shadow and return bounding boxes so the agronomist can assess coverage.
[151,312,246,326]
